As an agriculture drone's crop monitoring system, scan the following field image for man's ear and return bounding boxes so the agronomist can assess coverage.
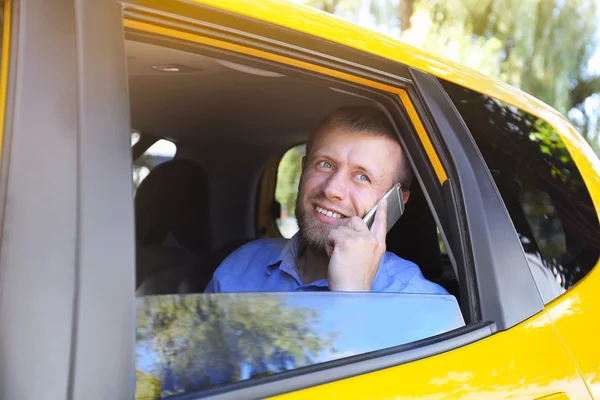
[402,190,410,204]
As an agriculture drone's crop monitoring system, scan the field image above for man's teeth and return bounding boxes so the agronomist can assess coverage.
[316,206,344,219]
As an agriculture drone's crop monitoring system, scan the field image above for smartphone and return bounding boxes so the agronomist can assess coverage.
[363,183,404,232]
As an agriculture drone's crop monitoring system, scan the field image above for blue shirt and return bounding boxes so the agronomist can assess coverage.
[205,233,448,294]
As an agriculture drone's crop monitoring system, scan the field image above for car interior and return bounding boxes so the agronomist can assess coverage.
[127,39,460,303]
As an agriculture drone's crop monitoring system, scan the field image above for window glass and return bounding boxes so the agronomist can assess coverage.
[275,144,305,238]
[441,80,600,303]
[136,292,464,399]
[132,133,177,192]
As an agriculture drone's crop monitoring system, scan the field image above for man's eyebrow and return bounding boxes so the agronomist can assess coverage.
[355,164,378,180]
[310,150,336,162]
[311,151,381,180]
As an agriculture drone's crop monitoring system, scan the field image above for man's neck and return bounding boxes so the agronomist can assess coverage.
[298,246,329,285]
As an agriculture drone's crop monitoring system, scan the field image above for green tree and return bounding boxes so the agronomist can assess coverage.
[135,370,162,400]
[136,294,335,399]
[301,0,600,154]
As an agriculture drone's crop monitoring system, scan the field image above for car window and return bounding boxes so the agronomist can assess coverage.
[275,144,305,238]
[132,133,177,192]
[126,32,471,400]
[136,292,464,399]
[441,80,600,303]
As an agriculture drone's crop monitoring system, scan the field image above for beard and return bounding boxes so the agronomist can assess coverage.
[295,186,350,255]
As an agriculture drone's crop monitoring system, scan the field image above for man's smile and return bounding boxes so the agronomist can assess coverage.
[312,203,349,223]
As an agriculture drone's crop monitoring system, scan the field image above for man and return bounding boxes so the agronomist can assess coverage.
[205,106,447,294]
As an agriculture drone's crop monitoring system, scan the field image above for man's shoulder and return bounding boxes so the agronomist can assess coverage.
[380,251,420,276]
[380,251,448,295]
[216,238,288,273]
[228,237,288,256]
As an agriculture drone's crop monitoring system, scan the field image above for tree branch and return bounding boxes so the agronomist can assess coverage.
[571,76,600,109]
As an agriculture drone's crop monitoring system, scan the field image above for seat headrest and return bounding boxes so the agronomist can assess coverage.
[135,159,212,251]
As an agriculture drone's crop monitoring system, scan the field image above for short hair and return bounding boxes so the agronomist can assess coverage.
[306,106,414,189]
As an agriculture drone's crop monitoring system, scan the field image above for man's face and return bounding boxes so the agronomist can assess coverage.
[296,127,403,253]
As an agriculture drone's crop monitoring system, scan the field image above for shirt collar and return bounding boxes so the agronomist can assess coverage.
[266,232,303,283]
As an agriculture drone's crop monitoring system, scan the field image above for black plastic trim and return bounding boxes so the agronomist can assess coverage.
[442,179,479,322]
[166,322,494,400]
[409,68,545,330]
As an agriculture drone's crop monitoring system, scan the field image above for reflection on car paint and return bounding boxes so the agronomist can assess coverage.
[135,292,464,399]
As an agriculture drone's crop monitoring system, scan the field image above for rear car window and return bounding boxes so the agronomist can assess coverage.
[275,144,305,238]
[132,133,177,192]
[441,80,600,303]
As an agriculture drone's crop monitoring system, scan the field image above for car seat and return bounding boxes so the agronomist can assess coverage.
[134,158,213,291]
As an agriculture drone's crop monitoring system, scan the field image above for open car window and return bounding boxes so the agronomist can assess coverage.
[125,16,477,400]
[136,292,464,398]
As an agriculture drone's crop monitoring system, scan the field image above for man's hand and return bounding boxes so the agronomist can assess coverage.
[326,199,387,291]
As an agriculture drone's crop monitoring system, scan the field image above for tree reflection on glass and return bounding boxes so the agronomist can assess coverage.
[135,294,335,399]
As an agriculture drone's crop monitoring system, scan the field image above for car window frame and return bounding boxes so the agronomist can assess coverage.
[119,4,505,399]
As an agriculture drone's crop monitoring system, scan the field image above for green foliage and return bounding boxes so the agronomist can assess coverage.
[275,145,306,216]
[136,294,334,399]
[135,370,162,400]
[301,0,600,154]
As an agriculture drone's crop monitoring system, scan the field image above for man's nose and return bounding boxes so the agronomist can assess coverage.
[322,171,347,201]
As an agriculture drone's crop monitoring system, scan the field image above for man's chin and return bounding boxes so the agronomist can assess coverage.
[298,225,330,255]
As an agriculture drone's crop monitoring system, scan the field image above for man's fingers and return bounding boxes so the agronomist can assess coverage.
[371,198,387,242]
[326,227,352,256]
[346,216,369,232]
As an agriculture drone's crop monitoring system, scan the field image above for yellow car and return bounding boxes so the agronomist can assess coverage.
[0,1,598,400]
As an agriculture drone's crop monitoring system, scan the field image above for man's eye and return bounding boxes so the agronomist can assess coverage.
[357,174,370,182]
[318,161,332,169]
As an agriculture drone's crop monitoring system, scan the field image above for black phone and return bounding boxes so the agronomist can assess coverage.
[362,183,404,232]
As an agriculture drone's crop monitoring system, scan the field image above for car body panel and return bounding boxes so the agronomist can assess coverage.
[547,285,600,397]
[270,312,591,400]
